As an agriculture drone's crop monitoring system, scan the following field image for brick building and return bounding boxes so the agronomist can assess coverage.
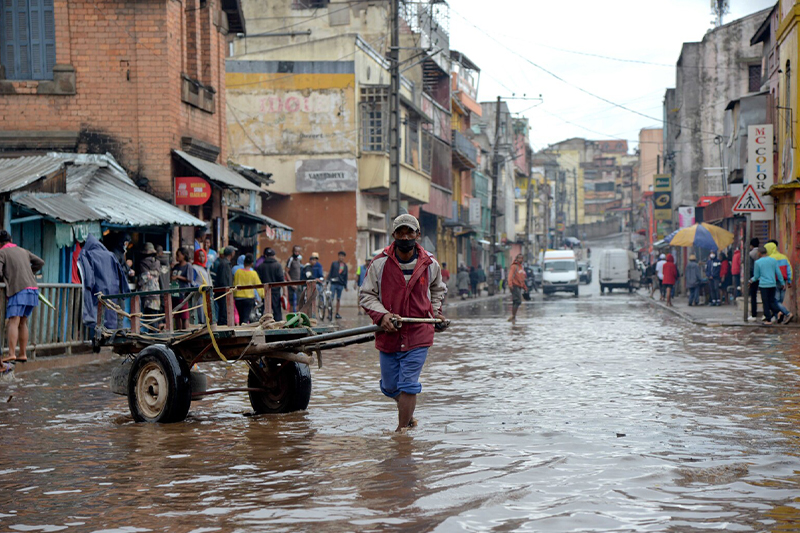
[0,0,259,251]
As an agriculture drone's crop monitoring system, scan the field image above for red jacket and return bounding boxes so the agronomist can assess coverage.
[731,249,741,275]
[359,242,447,353]
[662,254,678,285]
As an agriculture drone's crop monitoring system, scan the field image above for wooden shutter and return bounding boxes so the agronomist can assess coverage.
[15,0,30,79]
[28,0,40,78]
[42,0,53,77]
[1,0,18,79]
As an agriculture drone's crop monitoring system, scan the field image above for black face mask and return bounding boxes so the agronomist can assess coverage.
[394,239,416,253]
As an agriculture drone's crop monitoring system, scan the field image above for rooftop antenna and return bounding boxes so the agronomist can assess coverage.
[711,0,729,27]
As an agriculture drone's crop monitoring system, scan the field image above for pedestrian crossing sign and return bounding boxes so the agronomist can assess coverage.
[732,184,766,213]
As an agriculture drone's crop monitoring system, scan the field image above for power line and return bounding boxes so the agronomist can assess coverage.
[450,8,725,138]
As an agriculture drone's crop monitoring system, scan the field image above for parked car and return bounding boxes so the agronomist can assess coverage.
[599,249,641,294]
[578,261,592,284]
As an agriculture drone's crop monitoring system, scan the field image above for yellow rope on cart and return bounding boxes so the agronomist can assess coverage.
[200,283,228,363]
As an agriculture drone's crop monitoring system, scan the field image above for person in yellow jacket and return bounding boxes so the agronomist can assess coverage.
[766,240,794,323]
[233,253,264,324]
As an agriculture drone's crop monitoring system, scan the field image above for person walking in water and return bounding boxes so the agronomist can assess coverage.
[360,214,447,433]
[685,254,702,306]
[751,245,785,325]
[508,254,527,322]
[661,253,678,307]
[0,230,44,372]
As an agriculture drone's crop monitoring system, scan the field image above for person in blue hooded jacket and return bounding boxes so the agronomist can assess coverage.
[78,234,130,330]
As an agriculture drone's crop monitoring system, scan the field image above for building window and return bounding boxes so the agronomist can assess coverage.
[405,114,419,167]
[292,0,329,9]
[748,64,761,93]
[421,130,433,175]
[360,86,388,153]
[514,205,519,224]
[0,0,56,81]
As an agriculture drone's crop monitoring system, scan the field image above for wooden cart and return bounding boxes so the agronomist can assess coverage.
[99,281,383,423]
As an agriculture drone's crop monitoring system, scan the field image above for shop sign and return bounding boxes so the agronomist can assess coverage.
[469,198,482,226]
[678,206,695,228]
[746,125,773,221]
[175,177,211,205]
[653,174,672,221]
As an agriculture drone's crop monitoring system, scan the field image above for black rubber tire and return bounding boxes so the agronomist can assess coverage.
[573,288,579,298]
[600,284,605,294]
[248,360,312,414]
[128,345,192,423]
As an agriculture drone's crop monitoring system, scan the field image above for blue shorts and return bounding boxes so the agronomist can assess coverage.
[331,283,345,300]
[379,347,429,398]
[7,288,38,318]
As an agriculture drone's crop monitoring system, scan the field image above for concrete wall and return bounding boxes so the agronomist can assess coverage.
[668,10,768,209]
[568,216,622,240]
[638,128,663,193]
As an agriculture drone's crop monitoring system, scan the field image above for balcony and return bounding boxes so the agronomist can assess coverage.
[452,130,477,169]
[358,153,431,204]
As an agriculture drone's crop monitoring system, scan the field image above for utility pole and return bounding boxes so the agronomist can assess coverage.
[388,0,401,221]
[524,170,534,263]
[629,168,634,250]
[489,96,502,295]
[572,168,578,237]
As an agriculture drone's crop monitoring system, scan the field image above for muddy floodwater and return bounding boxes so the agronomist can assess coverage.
[3,256,800,531]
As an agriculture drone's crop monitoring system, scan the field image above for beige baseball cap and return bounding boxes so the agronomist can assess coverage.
[392,214,420,233]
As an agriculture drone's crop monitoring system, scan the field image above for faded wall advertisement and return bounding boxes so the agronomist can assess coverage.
[226,64,356,157]
[295,159,358,192]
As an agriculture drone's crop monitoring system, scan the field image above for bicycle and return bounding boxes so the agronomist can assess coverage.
[316,281,333,321]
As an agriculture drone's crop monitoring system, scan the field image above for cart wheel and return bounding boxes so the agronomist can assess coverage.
[128,345,191,423]
[248,359,312,414]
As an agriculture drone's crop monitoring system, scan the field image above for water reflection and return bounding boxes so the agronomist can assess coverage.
[2,273,800,531]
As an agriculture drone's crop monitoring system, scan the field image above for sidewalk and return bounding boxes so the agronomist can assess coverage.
[636,291,798,328]
[443,291,505,310]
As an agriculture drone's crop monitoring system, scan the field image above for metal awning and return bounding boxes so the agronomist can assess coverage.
[12,192,101,223]
[0,155,65,193]
[228,207,292,231]
[173,150,262,192]
[69,165,206,228]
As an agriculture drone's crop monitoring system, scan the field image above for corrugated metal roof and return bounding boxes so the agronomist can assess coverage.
[173,150,262,192]
[68,165,206,228]
[228,207,293,230]
[11,192,101,223]
[0,155,65,193]
[1,153,206,228]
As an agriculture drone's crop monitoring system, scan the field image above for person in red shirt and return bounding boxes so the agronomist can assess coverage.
[719,252,731,304]
[731,248,742,299]
[661,253,679,307]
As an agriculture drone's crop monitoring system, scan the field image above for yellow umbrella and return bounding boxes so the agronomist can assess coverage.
[667,223,734,251]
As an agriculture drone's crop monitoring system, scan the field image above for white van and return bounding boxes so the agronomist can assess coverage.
[599,249,641,294]
[542,250,579,297]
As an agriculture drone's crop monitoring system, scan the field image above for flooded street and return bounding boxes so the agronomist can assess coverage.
[3,246,800,532]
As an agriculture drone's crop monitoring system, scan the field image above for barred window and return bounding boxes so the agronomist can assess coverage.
[360,86,389,153]
[748,64,761,93]
[292,0,329,9]
[421,130,433,175]
[0,0,56,81]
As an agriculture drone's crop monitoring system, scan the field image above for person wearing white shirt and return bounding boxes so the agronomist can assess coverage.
[655,254,667,301]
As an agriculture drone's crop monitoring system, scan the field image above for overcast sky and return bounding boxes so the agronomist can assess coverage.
[448,0,776,153]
